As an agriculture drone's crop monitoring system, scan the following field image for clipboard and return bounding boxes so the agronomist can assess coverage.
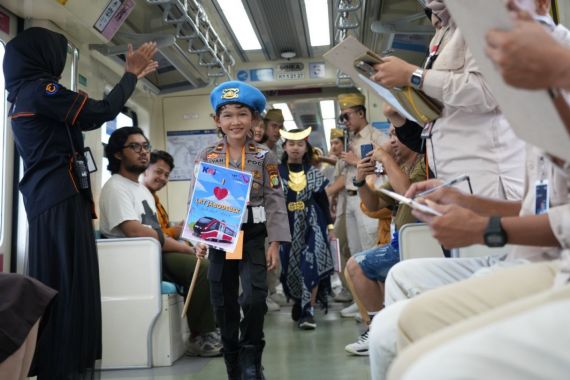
[323,37,442,125]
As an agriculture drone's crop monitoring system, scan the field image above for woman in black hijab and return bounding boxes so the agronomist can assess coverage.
[3,27,157,379]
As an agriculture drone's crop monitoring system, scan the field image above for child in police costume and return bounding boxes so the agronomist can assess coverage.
[189,81,291,379]
[278,128,336,330]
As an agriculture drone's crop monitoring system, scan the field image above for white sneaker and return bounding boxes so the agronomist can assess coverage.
[355,313,363,323]
[270,292,289,306]
[334,288,353,302]
[266,296,280,312]
[344,329,369,356]
[340,303,359,318]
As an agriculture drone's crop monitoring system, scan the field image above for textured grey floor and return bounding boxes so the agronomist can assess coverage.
[100,302,371,379]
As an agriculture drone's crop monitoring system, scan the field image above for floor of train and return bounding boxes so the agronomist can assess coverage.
[100,302,370,380]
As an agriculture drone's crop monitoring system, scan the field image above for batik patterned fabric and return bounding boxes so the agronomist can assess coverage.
[279,163,334,312]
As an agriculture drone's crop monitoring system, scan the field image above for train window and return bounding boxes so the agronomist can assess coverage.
[0,41,5,244]
[320,100,337,151]
[101,108,137,186]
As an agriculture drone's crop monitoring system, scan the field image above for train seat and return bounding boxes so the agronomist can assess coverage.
[399,223,511,260]
[399,223,444,260]
[96,237,188,369]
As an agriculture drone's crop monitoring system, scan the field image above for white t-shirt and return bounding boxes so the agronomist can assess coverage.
[99,174,159,238]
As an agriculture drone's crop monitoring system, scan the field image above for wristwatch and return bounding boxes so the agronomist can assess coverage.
[410,68,425,90]
[352,176,366,188]
[483,216,507,247]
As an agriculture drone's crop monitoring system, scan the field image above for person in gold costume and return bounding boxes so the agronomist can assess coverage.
[278,128,336,330]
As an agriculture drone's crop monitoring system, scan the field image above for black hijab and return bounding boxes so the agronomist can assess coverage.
[3,27,68,103]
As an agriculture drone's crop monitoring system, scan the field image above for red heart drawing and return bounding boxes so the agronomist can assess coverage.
[214,186,229,200]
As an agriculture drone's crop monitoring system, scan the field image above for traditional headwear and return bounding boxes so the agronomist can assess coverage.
[279,127,312,141]
[337,92,365,110]
[264,109,285,124]
[426,0,452,27]
[210,80,266,113]
[330,128,344,140]
[3,27,68,103]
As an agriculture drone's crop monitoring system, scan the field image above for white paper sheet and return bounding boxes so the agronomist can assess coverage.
[445,0,570,161]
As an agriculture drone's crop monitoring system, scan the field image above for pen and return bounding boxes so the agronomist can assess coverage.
[415,174,470,198]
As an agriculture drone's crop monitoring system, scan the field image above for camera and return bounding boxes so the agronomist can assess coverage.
[73,155,90,190]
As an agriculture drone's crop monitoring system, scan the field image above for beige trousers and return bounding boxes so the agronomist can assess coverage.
[387,262,567,379]
[0,319,40,380]
[334,213,352,289]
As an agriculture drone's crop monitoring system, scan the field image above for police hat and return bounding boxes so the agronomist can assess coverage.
[264,109,284,124]
[338,92,365,110]
[330,128,344,140]
[210,80,266,114]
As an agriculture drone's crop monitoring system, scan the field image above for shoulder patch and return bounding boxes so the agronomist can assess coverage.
[44,82,60,96]
[266,164,281,189]
[207,152,220,160]
[248,143,257,152]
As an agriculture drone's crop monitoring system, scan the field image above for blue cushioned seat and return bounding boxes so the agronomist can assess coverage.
[161,281,178,295]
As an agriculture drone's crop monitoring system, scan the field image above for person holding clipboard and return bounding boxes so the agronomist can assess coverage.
[370,0,526,201]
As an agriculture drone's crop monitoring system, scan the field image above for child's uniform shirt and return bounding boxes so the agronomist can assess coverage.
[189,137,291,244]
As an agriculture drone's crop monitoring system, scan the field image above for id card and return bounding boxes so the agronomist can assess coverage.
[83,147,97,173]
[420,121,434,139]
[226,231,244,260]
[534,180,549,215]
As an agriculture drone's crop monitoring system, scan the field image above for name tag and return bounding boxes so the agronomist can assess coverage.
[534,180,549,215]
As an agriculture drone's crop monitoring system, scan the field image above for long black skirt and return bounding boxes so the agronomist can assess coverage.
[27,193,101,379]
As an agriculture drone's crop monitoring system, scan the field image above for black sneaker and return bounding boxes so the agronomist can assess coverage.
[292,302,302,322]
[298,314,317,330]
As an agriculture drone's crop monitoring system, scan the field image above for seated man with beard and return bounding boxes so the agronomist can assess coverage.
[99,127,222,357]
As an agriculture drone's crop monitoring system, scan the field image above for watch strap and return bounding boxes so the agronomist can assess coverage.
[352,177,366,188]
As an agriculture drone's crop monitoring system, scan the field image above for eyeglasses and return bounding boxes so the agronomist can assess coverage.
[339,111,356,123]
[123,142,152,153]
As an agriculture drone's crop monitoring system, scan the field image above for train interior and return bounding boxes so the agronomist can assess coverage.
[1,0,569,379]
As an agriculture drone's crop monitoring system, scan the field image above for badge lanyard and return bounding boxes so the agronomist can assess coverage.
[225,143,246,260]
[420,26,449,139]
[420,26,449,179]
[535,155,550,215]
[225,144,246,171]
[423,26,449,70]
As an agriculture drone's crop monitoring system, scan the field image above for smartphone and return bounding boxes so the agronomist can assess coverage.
[354,60,376,77]
[360,143,374,158]
[379,189,442,216]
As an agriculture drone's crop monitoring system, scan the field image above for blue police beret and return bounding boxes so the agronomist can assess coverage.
[210,80,266,114]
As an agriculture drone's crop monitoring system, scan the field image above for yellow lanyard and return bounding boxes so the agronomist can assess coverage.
[225,144,246,171]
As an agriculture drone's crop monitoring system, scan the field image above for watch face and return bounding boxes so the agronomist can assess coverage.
[411,75,421,86]
[487,234,502,245]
